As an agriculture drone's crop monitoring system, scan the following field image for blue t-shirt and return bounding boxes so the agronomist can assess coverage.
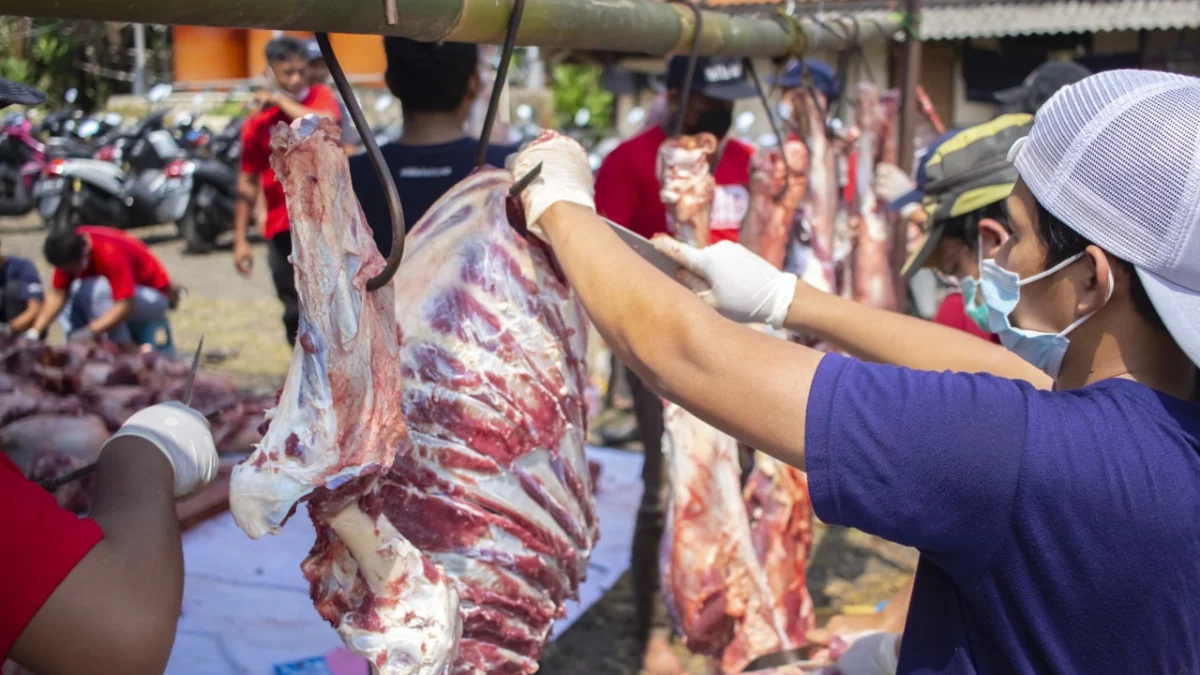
[348,138,518,259]
[806,354,1200,674]
[0,256,43,322]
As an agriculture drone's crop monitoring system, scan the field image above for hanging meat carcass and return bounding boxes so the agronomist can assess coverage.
[850,82,899,311]
[233,119,596,675]
[741,140,810,270]
[658,133,719,247]
[660,406,795,673]
[788,88,839,295]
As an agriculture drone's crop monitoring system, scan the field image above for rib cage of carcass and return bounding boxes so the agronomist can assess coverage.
[230,118,597,675]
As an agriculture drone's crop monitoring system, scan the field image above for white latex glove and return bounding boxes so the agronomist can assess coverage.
[653,238,797,329]
[836,631,900,675]
[874,163,921,220]
[20,328,39,341]
[507,132,596,240]
[102,401,218,498]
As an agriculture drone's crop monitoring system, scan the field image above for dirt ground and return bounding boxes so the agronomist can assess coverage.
[0,215,919,674]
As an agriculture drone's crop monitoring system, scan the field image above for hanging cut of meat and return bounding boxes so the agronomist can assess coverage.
[660,404,794,673]
[789,89,839,294]
[658,133,719,247]
[740,140,810,270]
[266,125,596,674]
[851,83,899,311]
[230,117,407,541]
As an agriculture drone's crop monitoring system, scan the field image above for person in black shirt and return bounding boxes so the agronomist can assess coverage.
[349,37,518,258]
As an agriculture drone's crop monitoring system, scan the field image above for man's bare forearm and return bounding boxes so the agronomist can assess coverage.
[785,281,1051,388]
[10,300,41,332]
[234,173,260,241]
[31,290,65,334]
[89,298,133,336]
[539,203,819,467]
[11,438,182,674]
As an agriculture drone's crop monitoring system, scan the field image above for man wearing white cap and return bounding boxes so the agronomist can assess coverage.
[506,68,1200,673]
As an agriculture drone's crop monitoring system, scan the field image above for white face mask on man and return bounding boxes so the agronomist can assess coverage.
[980,252,1114,380]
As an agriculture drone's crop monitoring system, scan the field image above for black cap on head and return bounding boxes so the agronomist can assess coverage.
[994,61,1091,113]
[0,79,46,111]
[304,39,324,63]
[665,56,757,102]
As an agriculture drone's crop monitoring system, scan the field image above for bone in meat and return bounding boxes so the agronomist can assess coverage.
[302,132,597,675]
[851,83,899,311]
[231,117,407,541]
[741,140,810,270]
[658,134,719,247]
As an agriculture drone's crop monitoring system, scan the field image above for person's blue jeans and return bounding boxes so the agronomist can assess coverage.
[60,277,169,345]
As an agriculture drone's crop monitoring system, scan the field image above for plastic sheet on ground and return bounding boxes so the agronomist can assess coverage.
[166,446,645,675]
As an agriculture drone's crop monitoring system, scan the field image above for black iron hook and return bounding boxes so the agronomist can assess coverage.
[315,33,405,292]
[668,0,704,139]
[745,58,791,203]
[477,0,527,167]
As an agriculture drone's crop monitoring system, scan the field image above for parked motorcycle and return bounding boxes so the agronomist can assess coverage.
[37,84,192,232]
[174,114,244,254]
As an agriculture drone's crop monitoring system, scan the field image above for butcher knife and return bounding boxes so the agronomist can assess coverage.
[508,161,684,279]
[742,646,832,672]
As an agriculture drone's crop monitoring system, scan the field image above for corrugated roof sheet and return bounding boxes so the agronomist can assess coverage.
[920,0,1200,39]
[788,0,1200,37]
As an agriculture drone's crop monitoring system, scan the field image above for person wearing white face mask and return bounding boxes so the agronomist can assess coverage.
[506,69,1200,674]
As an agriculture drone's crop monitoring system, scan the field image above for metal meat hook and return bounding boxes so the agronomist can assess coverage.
[745,58,792,202]
[668,0,704,140]
[315,33,405,292]
[477,0,528,167]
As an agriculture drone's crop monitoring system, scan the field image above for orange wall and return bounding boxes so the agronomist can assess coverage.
[172,27,385,84]
[173,27,248,83]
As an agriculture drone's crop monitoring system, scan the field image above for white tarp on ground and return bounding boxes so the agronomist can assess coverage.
[166,446,644,675]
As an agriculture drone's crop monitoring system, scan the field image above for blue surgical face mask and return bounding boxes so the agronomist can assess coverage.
[980,252,1114,380]
[960,234,990,333]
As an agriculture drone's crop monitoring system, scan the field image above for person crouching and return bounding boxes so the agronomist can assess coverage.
[27,226,179,348]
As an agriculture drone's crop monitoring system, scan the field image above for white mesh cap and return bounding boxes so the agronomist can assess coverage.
[1007,69,1200,367]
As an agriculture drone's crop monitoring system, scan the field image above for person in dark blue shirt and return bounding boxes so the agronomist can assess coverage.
[349,37,518,259]
[0,242,43,335]
[507,70,1200,674]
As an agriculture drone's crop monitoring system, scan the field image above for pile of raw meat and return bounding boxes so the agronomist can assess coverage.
[0,337,270,512]
[230,120,596,675]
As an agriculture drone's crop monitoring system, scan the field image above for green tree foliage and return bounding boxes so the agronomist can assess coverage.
[551,62,614,135]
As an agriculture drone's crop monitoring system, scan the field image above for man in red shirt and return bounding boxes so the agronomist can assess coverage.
[27,226,178,347]
[594,55,757,675]
[233,36,342,347]
[2,397,219,673]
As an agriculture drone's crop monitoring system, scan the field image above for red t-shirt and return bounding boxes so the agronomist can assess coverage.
[933,292,1001,343]
[0,453,103,660]
[595,126,753,243]
[241,85,343,241]
[51,226,172,301]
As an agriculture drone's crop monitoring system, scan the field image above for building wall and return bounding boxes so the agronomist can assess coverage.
[173,27,386,86]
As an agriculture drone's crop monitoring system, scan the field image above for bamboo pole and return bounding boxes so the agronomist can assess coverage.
[2,0,893,58]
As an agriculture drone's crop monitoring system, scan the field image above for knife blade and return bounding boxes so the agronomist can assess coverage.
[182,335,204,407]
[742,646,831,672]
[602,217,684,278]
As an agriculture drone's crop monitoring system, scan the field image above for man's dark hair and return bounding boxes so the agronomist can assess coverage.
[1035,202,1166,332]
[383,37,478,113]
[943,202,1011,248]
[43,228,86,268]
[265,37,306,65]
